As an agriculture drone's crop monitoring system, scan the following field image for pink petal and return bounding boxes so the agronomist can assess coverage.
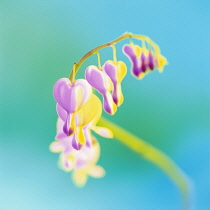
[85,65,111,94]
[53,78,92,114]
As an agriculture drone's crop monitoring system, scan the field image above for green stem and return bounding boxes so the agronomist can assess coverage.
[69,32,160,81]
[98,117,191,210]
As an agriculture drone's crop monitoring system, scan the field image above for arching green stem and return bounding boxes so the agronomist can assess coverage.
[69,32,160,81]
[98,117,192,210]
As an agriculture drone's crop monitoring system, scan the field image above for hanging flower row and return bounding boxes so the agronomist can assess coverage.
[50,32,167,186]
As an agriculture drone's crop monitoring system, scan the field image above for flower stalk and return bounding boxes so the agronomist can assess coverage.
[98,117,191,210]
[69,32,161,81]
[52,32,190,208]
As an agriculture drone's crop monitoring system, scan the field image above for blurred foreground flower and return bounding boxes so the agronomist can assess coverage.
[50,33,191,209]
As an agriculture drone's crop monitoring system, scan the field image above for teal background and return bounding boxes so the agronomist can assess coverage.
[0,0,209,209]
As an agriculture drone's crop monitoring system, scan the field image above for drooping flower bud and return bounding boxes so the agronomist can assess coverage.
[85,65,117,115]
[123,43,167,79]
[53,78,92,136]
[56,94,103,150]
[103,60,127,107]
[50,118,107,186]
[123,44,141,78]
[148,51,155,70]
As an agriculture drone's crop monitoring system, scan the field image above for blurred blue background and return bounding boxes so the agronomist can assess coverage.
[0,0,209,209]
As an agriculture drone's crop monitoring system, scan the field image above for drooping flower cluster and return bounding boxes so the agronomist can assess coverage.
[123,43,167,79]
[50,34,167,186]
[85,60,127,115]
[51,79,113,186]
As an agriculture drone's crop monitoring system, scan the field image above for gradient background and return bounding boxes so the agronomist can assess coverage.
[0,1,209,209]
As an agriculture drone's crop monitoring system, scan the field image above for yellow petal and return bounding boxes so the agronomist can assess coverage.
[49,141,63,153]
[72,170,87,187]
[134,44,142,57]
[116,61,127,81]
[157,54,168,72]
[138,72,145,80]
[142,47,149,57]
[88,165,105,178]
[76,126,86,145]
[105,60,127,82]
[91,125,114,138]
[75,94,102,126]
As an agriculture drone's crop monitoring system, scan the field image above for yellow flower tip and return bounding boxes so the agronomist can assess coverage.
[138,73,145,80]
[116,94,124,107]
[109,108,117,115]
[111,103,117,115]
[104,92,117,115]
[72,165,105,187]
[88,165,105,178]
[157,54,168,72]
[72,170,88,187]
[77,126,86,145]
[49,141,63,153]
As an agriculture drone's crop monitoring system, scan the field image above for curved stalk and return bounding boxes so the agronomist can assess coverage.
[69,32,160,80]
[98,117,192,210]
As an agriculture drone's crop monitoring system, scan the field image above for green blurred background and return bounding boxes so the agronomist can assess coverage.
[0,0,209,209]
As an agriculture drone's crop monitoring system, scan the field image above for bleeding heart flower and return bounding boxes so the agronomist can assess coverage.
[53,78,92,136]
[123,43,167,79]
[53,78,92,113]
[103,60,127,107]
[85,65,117,115]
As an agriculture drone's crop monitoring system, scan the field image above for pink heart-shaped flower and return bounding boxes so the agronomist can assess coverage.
[85,66,117,115]
[53,78,92,114]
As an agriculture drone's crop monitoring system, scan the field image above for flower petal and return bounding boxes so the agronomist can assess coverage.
[72,133,82,150]
[88,165,105,178]
[49,141,63,153]
[157,54,168,72]
[72,170,87,187]
[91,125,114,138]
[76,79,93,106]
[123,44,148,79]
[148,51,155,70]
[76,126,86,145]
[55,118,67,140]
[59,153,75,172]
[83,126,93,147]
[103,92,117,115]
[75,94,102,126]
[85,65,113,93]
[123,45,142,78]
[103,60,127,83]
[53,78,73,113]
[103,61,127,106]
[53,78,92,114]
